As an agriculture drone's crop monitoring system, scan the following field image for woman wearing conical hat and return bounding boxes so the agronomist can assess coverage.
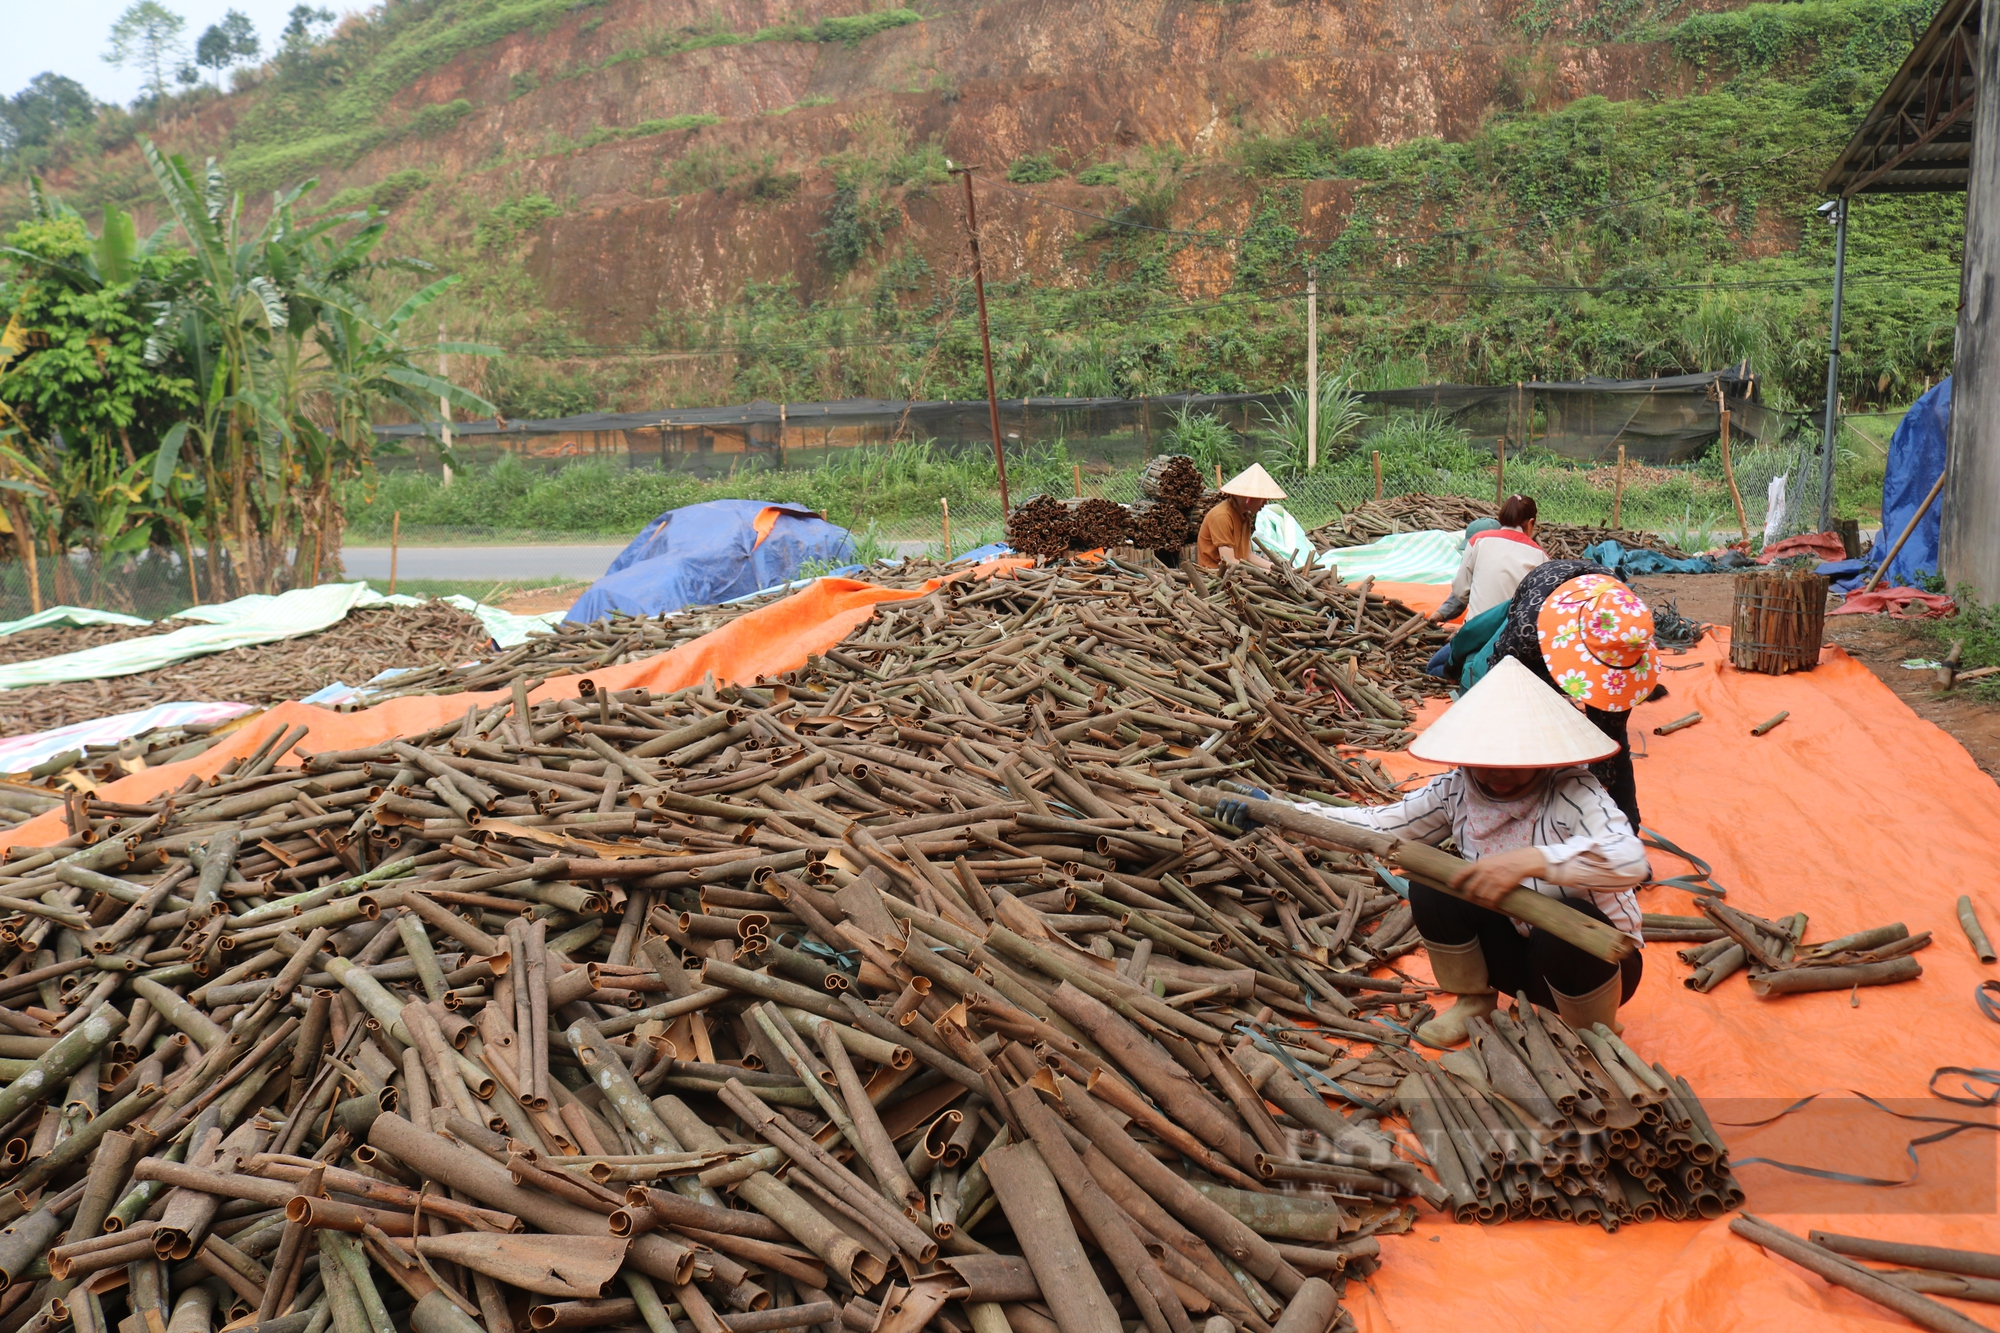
[1196,464,1287,569]
[1219,582,1658,1045]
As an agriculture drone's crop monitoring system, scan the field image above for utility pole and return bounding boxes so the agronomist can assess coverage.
[1306,268,1319,472]
[952,165,1011,516]
[438,323,455,489]
[1818,198,1848,533]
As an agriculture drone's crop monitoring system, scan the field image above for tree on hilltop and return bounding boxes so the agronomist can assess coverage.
[105,1,190,103]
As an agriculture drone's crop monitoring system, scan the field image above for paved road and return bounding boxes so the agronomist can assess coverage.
[343,540,945,583]
[343,545,627,581]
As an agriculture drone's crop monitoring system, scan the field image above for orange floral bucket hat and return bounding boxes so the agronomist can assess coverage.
[1536,574,1657,712]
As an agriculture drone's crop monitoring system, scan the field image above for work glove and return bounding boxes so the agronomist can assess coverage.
[1215,788,1272,831]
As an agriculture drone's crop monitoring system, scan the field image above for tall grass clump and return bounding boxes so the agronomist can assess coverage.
[1257,377,1368,479]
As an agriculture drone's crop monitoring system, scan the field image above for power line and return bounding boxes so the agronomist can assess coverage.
[503,267,1958,361]
[493,135,1868,355]
[972,135,1848,250]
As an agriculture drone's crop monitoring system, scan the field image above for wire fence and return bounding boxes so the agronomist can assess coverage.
[865,443,1816,559]
[0,550,219,625]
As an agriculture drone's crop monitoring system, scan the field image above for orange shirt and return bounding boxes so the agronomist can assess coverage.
[1197,499,1255,568]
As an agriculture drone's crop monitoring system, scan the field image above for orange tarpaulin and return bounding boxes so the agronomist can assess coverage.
[1283,580,2000,1328]
[1351,597,2000,1331]
[15,567,2000,1328]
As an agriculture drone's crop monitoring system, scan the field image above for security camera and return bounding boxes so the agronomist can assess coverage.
[1816,199,1839,218]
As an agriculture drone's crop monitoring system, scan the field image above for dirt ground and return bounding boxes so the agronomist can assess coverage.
[496,584,587,616]
[1629,572,2000,782]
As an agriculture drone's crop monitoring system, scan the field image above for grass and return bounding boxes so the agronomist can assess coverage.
[342,425,1878,549]
[344,440,1041,541]
[1921,589,2000,700]
[356,575,588,600]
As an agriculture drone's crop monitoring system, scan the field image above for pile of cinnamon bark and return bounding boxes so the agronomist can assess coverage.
[0,560,1729,1333]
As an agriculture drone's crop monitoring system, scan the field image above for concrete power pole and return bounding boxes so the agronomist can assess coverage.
[1306,268,1319,472]
[438,324,455,489]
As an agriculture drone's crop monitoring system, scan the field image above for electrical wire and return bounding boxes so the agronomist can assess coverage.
[969,134,1851,249]
[493,134,1870,355]
[498,266,1958,360]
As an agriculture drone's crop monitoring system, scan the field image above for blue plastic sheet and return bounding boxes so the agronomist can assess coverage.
[1840,377,1950,592]
[566,500,855,623]
[953,541,1013,565]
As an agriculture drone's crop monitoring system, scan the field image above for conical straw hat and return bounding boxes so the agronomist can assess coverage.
[1220,463,1287,500]
[1407,655,1620,768]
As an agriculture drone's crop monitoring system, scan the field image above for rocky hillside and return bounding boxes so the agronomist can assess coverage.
[20,0,1963,415]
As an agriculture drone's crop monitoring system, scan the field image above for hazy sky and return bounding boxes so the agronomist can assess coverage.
[5,0,344,106]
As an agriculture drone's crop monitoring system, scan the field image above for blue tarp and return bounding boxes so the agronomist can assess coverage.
[1839,377,1950,592]
[566,500,855,623]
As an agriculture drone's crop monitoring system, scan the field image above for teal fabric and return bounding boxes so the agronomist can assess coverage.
[1253,504,1335,569]
[1322,529,1464,584]
[1452,600,1512,690]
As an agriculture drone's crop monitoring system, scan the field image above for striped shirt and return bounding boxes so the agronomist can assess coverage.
[1294,767,1649,941]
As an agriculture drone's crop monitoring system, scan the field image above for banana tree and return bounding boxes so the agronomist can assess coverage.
[0,429,53,613]
[297,275,494,584]
[142,142,492,595]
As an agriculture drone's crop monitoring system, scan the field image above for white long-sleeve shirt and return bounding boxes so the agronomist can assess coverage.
[1294,767,1649,941]
[1449,529,1548,619]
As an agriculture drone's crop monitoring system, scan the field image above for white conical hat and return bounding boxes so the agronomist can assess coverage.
[1220,463,1287,500]
[1408,656,1620,767]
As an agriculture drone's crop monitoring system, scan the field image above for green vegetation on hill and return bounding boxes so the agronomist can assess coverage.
[584,0,1953,417]
[0,0,1959,472]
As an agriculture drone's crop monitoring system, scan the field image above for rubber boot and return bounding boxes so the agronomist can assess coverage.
[1551,971,1624,1036]
[1415,938,1498,1047]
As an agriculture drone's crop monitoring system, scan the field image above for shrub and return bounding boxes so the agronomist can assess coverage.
[748,162,803,202]
[408,98,473,137]
[812,9,921,44]
[664,144,741,194]
[1236,117,1343,180]
[474,193,563,250]
[1258,377,1368,478]
[1007,154,1061,184]
[1161,408,1241,475]
[816,183,898,273]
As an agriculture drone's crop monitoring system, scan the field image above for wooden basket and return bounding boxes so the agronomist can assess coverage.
[1729,568,1828,674]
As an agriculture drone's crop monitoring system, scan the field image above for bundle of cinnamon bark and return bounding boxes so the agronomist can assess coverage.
[1679,898,1927,996]
[1307,495,1690,563]
[1398,999,1743,1228]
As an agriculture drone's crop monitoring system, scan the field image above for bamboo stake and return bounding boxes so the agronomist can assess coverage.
[1611,443,1626,528]
[1719,408,1748,541]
